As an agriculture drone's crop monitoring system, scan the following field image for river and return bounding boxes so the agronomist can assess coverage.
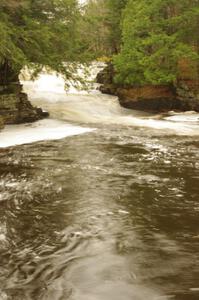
[0,69,199,300]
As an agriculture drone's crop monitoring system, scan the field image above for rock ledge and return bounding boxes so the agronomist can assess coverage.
[0,84,49,130]
[97,64,199,113]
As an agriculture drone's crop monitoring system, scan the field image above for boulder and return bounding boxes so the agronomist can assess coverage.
[96,63,115,85]
[99,84,117,95]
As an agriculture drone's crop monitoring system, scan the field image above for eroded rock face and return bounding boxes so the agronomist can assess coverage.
[96,63,115,85]
[97,64,199,113]
[0,88,49,128]
[175,80,199,112]
[0,63,49,129]
[117,85,176,112]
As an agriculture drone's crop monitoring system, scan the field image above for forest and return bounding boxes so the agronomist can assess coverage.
[0,0,198,86]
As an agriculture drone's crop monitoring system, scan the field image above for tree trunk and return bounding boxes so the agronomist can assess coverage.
[0,60,20,86]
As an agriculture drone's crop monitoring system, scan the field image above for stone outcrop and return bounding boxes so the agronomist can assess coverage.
[96,63,115,85]
[97,64,199,113]
[0,83,49,130]
[0,61,49,130]
[117,85,178,112]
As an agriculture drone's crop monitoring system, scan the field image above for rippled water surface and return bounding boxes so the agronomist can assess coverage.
[0,72,199,300]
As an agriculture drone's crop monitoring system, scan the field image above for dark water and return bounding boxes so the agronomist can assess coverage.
[0,123,199,300]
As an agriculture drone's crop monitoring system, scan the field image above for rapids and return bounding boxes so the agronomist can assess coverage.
[22,71,199,136]
[0,67,199,300]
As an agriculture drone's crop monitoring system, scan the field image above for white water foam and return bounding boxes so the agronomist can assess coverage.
[21,63,104,95]
[20,67,199,136]
[0,119,94,148]
[164,111,199,123]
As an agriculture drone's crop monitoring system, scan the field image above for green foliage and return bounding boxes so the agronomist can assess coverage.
[1,0,198,86]
[114,0,199,85]
[0,0,82,82]
[77,0,127,59]
[77,0,110,59]
[106,0,128,53]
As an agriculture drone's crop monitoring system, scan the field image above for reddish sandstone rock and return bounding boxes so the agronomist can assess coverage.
[97,64,199,113]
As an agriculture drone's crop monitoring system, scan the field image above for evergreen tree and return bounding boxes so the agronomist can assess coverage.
[0,0,81,84]
[106,0,128,53]
[77,0,110,58]
[77,0,127,59]
[114,0,199,85]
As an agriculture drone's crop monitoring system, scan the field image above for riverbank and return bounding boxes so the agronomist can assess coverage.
[0,84,49,130]
[97,64,199,113]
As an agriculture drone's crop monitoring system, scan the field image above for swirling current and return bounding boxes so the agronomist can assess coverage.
[0,70,199,300]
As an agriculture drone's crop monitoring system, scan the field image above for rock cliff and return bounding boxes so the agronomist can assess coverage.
[0,83,49,130]
[97,64,199,113]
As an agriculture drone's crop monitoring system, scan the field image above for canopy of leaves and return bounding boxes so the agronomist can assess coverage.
[77,0,110,59]
[1,0,198,86]
[77,0,127,59]
[0,0,83,83]
[114,0,199,85]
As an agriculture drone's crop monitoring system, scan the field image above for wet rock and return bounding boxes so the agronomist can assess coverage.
[97,65,199,113]
[117,85,199,113]
[99,84,117,95]
[117,85,178,113]
[36,107,50,118]
[0,62,49,126]
[0,89,49,125]
[96,63,115,85]
[96,63,120,96]
[175,81,199,112]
